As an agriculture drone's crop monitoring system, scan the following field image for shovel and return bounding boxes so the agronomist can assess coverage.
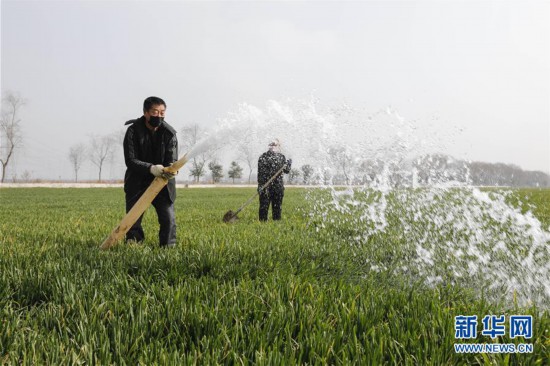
[223,163,288,223]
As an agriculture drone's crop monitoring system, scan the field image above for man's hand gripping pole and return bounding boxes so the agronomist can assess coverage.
[99,154,188,250]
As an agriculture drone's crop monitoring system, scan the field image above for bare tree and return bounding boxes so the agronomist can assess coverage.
[179,124,198,154]
[89,134,115,182]
[181,124,218,183]
[181,124,205,182]
[323,168,332,185]
[68,143,86,182]
[238,143,258,183]
[288,168,301,184]
[0,92,25,182]
[301,164,314,185]
[20,170,32,183]
[111,128,127,178]
[328,146,354,185]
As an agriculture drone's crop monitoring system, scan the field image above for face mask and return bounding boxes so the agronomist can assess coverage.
[149,116,164,128]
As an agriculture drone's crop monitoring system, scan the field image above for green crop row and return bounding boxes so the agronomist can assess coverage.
[0,188,548,365]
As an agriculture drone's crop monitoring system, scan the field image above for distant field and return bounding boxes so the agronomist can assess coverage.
[0,187,548,365]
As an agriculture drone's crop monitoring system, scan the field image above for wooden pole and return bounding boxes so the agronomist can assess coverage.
[100,154,189,250]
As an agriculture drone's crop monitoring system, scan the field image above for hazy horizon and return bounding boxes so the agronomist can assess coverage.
[1,0,549,181]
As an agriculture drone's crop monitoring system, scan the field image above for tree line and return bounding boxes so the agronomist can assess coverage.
[65,125,248,183]
[2,91,549,187]
[318,153,550,188]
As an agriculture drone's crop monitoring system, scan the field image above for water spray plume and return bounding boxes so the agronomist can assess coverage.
[200,97,549,308]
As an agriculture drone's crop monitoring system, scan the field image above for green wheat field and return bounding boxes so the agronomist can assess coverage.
[0,187,548,365]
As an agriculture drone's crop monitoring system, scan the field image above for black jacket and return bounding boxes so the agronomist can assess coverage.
[123,116,178,202]
[258,150,291,190]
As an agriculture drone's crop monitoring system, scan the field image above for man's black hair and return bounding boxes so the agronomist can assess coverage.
[143,96,166,113]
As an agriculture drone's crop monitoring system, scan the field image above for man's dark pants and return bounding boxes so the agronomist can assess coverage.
[259,187,284,221]
[125,189,176,246]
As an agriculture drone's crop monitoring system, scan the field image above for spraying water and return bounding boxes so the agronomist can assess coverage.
[190,98,550,308]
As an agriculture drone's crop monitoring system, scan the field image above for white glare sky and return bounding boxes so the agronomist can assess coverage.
[1,0,549,181]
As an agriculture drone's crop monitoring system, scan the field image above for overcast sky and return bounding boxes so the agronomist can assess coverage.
[1,0,549,181]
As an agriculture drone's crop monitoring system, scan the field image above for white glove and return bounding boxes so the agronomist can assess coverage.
[150,164,164,177]
[161,163,178,180]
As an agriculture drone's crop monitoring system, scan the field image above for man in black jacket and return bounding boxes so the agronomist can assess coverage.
[123,96,178,247]
[257,139,292,221]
